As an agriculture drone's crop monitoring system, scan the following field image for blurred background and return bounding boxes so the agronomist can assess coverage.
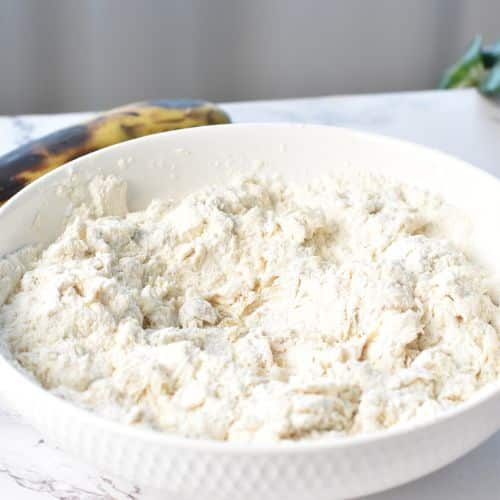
[1,0,499,114]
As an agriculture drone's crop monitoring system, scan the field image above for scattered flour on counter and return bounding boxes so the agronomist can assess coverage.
[0,172,499,442]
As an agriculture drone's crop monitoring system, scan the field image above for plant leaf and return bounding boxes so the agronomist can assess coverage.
[480,62,500,95]
[439,35,483,89]
[481,41,500,68]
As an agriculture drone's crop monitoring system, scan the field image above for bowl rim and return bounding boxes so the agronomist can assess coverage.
[1,122,500,454]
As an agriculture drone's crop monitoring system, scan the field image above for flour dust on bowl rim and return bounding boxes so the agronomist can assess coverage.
[0,123,500,500]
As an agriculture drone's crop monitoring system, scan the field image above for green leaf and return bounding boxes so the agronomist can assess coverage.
[481,41,500,68]
[439,35,483,89]
[480,62,500,95]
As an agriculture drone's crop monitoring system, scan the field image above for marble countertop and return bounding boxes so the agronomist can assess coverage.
[1,89,500,499]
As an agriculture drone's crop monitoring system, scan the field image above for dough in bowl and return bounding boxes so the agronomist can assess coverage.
[0,172,499,441]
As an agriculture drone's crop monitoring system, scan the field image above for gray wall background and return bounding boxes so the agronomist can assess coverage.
[1,0,499,114]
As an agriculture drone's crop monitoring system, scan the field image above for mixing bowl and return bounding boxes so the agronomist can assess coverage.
[1,124,499,499]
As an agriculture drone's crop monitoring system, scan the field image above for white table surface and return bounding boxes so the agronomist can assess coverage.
[1,89,500,499]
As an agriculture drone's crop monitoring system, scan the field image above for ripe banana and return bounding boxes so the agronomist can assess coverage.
[0,99,230,205]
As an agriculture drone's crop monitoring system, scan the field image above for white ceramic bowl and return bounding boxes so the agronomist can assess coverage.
[1,124,500,500]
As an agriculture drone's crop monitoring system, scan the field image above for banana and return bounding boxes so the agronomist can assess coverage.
[0,99,230,205]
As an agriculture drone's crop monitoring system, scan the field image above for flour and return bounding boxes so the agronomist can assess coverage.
[0,172,499,442]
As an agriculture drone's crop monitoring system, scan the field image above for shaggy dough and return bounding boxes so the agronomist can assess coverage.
[1,172,499,441]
